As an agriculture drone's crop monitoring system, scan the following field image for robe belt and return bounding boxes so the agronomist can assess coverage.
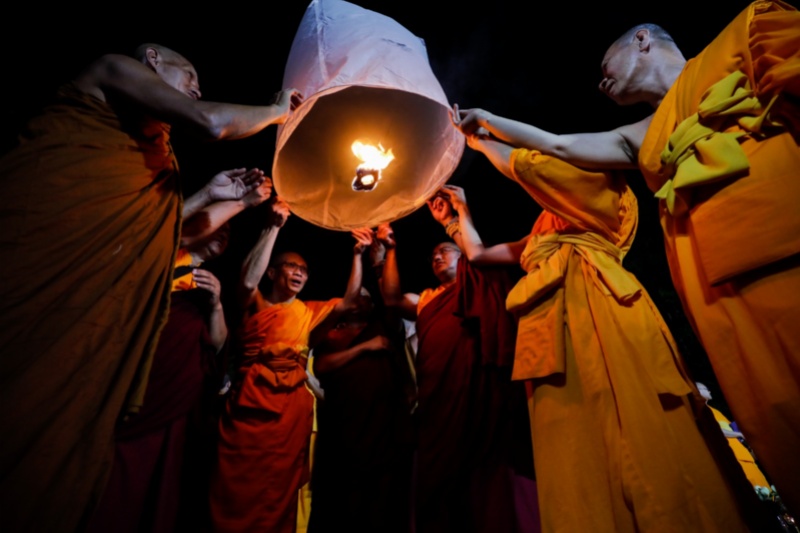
[238,343,310,392]
[506,231,641,315]
[657,69,784,216]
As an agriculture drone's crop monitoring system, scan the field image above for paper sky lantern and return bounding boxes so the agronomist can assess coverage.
[273,0,464,230]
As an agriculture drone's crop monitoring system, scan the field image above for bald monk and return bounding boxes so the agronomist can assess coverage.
[0,42,301,531]
[453,0,800,516]
[433,148,752,531]
[86,177,273,533]
[210,198,370,533]
[377,223,535,533]
[307,286,414,533]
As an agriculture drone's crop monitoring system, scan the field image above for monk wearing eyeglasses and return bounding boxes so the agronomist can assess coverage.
[210,197,371,533]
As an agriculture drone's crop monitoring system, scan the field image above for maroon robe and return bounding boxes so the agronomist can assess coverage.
[415,257,536,533]
[308,317,414,532]
[87,289,219,533]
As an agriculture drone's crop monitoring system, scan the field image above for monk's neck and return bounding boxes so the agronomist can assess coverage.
[438,277,456,289]
[266,289,297,306]
[650,57,686,108]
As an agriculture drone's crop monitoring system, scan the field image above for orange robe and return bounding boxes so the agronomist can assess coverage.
[0,84,180,532]
[211,295,339,533]
[638,0,800,514]
[507,149,748,533]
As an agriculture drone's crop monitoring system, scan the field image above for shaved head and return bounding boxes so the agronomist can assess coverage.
[134,43,201,100]
[134,43,188,65]
[610,23,675,50]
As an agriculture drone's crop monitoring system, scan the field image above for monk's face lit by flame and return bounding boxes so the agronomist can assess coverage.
[430,242,461,283]
[268,252,308,297]
[351,141,394,191]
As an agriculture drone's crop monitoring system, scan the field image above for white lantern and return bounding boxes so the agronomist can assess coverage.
[273,0,464,230]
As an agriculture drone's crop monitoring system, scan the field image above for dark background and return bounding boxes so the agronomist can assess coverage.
[2,0,757,412]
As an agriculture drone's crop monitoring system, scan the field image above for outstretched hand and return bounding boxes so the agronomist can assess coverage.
[272,88,304,124]
[427,193,456,226]
[437,185,467,212]
[206,168,267,202]
[450,104,491,136]
[351,227,374,254]
[268,196,291,228]
[242,177,274,208]
[375,223,396,249]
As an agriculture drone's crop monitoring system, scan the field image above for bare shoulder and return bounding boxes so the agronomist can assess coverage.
[72,54,145,102]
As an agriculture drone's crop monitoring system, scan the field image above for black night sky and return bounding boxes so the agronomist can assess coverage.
[2,0,757,411]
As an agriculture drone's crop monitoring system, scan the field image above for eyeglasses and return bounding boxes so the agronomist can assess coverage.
[429,247,461,262]
[278,261,308,275]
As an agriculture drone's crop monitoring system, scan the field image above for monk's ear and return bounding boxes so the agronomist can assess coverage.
[635,29,651,53]
[144,47,160,69]
[266,266,276,281]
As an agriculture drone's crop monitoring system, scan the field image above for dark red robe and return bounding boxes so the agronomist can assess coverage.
[87,289,219,533]
[415,257,537,532]
[308,317,414,533]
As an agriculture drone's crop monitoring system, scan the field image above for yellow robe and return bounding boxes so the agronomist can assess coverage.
[638,0,800,513]
[508,149,747,533]
[709,406,771,490]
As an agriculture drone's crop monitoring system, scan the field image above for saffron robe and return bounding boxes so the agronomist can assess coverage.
[211,295,339,533]
[0,83,180,532]
[308,317,414,533]
[638,0,800,514]
[508,149,749,533]
[415,257,533,533]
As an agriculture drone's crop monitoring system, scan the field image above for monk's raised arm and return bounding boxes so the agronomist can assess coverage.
[375,224,419,320]
[453,106,650,170]
[182,175,272,248]
[429,186,528,266]
[239,197,290,308]
[74,53,301,140]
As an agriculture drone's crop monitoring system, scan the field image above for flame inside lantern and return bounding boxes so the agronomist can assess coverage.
[351,141,395,192]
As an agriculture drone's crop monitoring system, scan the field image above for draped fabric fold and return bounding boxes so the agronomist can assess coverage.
[638,1,800,515]
[211,296,339,533]
[656,70,785,216]
[508,148,749,533]
[0,83,181,532]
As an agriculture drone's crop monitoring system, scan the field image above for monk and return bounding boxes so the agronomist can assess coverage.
[378,221,536,533]
[453,0,800,516]
[307,286,414,533]
[434,143,754,531]
[0,41,300,531]
[85,177,273,533]
[210,198,371,533]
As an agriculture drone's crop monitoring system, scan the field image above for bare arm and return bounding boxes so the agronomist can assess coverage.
[375,224,419,320]
[239,197,290,308]
[453,106,649,170]
[428,186,528,266]
[74,54,302,140]
[314,335,391,375]
[181,177,272,248]
[309,230,373,346]
[192,269,227,352]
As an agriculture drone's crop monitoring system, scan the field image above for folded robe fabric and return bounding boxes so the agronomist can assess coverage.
[509,149,749,533]
[0,84,181,532]
[638,0,800,515]
[211,296,338,533]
